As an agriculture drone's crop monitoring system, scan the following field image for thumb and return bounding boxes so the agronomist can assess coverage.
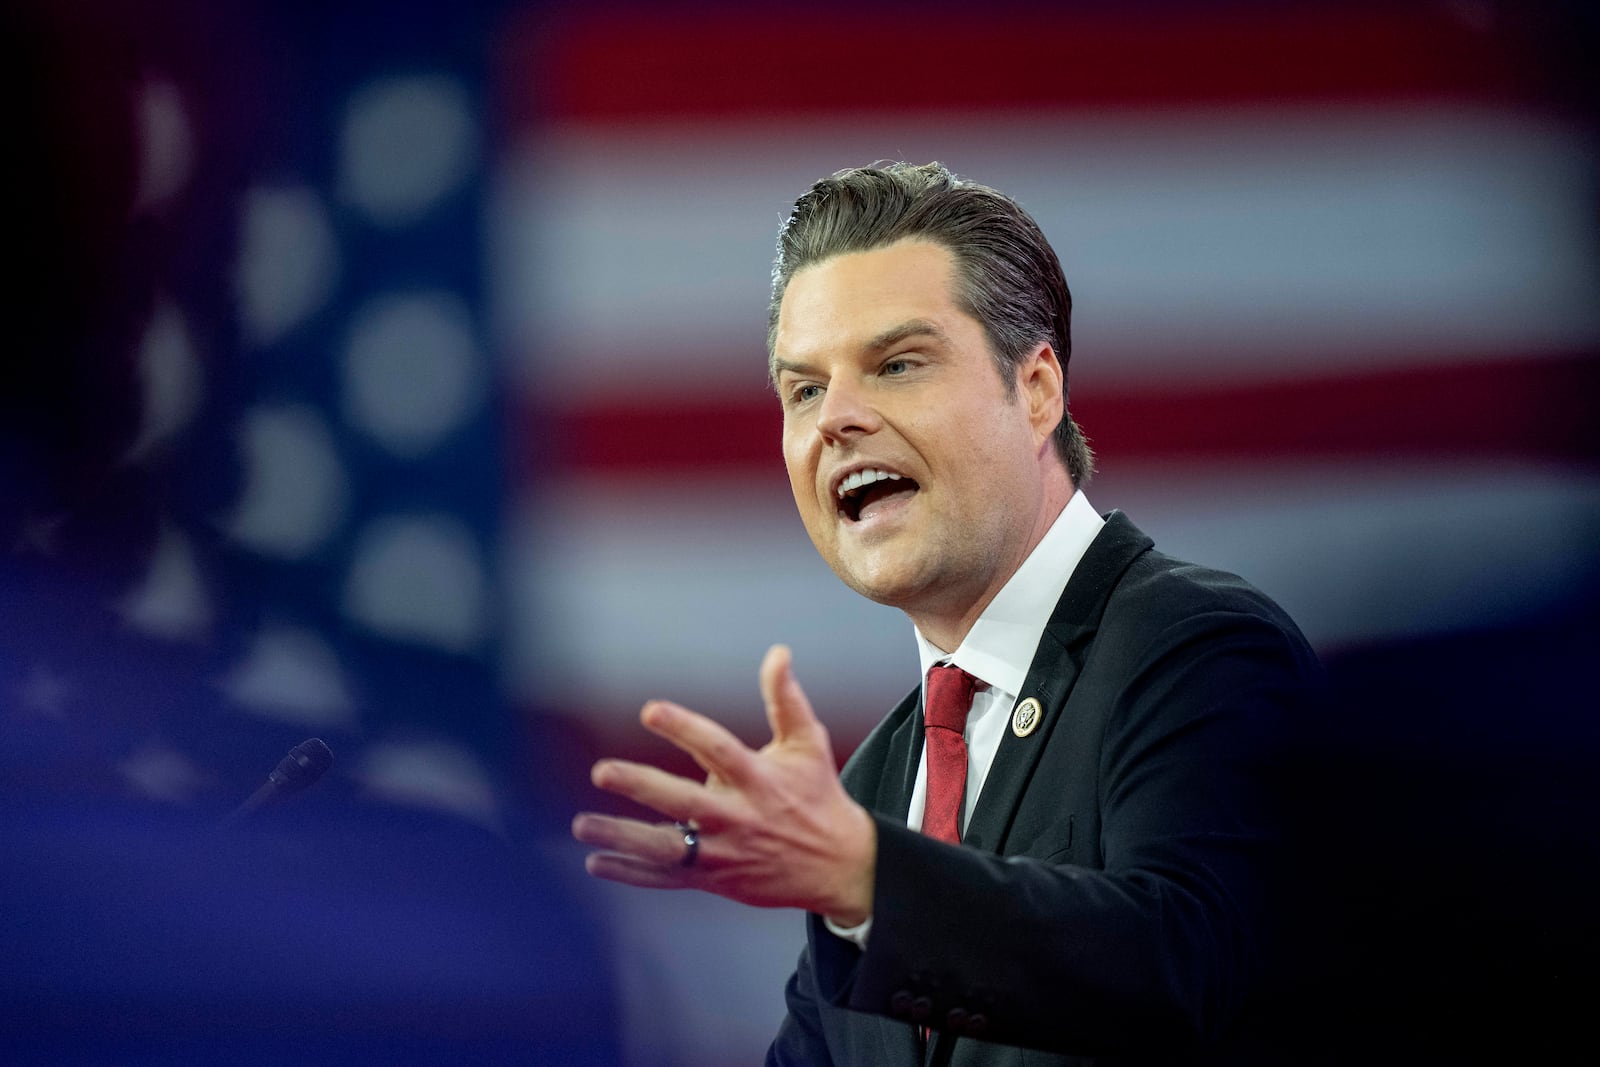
[760,644,825,748]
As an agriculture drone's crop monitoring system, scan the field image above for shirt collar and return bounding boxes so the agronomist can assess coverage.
[914,490,1104,697]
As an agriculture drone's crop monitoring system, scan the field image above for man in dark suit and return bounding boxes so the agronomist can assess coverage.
[573,162,1322,1064]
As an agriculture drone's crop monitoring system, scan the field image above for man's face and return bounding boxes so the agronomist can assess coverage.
[773,239,1064,640]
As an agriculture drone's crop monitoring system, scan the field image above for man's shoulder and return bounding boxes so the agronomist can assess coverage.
[1090,542,1319,688]
[1119,545,1289,620]
[1076,511,1316,664]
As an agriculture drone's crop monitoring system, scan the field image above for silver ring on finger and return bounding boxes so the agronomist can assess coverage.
[674,820,700,868]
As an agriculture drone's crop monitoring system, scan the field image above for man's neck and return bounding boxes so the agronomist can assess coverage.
[911,480,1076,653]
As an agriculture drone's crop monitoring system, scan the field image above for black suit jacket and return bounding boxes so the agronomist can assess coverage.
[769,512,1323,1066]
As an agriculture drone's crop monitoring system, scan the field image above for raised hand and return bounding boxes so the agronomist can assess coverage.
[572,645,876,923]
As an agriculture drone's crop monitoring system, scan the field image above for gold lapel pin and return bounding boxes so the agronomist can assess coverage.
[1011,697,1043,738]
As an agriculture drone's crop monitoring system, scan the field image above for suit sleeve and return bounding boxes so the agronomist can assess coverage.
[766,699,919,1066]
[767,938,833,1067]
[838,608,1318,1055]
[769,912,906,1065]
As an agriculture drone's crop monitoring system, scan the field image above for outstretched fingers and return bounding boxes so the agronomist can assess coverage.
[583,848,695,889]
[639,699,760,787]
[572,811,696,870]
[760,644,827,750]
[589,757,719,827]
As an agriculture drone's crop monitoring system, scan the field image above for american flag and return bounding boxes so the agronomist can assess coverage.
[497,3,1600,738]
[493,3,1600,1062]
[3,2,613,1061]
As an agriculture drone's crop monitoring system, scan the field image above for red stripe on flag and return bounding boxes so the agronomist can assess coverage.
[524,354,1600,475]
[505,6,1532,125]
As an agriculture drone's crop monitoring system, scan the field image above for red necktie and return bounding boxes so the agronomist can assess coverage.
[923,665,978,845]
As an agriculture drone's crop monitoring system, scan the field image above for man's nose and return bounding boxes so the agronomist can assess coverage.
[815,378,881,442]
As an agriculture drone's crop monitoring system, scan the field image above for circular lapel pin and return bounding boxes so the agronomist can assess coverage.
[1011,697,1043,738]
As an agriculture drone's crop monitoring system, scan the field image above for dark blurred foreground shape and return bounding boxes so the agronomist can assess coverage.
[0,791,620,1066]
[2,2,620,1063]
[1270,612,1600,1063]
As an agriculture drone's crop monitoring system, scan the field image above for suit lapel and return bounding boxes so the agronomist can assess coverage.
[961,511,1154,855]
[869,689,924,819]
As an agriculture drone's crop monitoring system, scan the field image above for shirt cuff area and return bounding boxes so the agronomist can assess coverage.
[822,914,872,950]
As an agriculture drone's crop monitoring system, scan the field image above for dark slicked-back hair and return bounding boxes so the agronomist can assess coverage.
[768,161,1093,485]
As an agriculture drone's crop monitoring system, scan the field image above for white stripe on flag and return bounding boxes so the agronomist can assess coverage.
[508,462,1600,729]
[492,106,1600,396]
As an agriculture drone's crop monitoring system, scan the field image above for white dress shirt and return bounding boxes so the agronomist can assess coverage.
[827,490,1104,946]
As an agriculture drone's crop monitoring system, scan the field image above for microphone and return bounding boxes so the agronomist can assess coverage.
[223,738,334,825]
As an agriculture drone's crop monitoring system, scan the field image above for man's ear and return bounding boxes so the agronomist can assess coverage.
[1018,342,1065,447]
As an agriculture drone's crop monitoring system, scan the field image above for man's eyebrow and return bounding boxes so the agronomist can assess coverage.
[770,319,951,383]
[770,357,816,380]
[866,318,951,352]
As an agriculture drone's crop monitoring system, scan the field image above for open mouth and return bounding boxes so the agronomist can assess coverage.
[836,467,920,523]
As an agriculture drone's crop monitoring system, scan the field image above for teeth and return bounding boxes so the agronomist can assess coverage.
[836,468,903,499]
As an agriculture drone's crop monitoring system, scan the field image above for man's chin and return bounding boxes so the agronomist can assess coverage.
[832,558,930,611]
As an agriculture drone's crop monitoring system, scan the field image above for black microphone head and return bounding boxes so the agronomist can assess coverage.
[267,737,334,793]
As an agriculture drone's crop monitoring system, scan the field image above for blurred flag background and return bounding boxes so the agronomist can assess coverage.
[3,1,1597,1064]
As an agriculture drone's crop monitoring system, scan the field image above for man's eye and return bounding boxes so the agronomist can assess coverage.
[883,359,910,376]
[793,384,822,404]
